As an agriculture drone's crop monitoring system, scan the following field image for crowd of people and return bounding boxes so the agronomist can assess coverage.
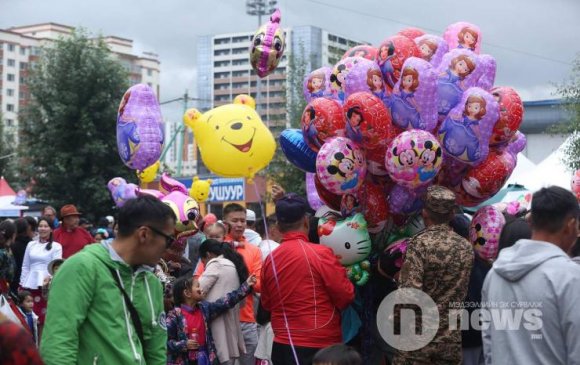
[0,184,579,365]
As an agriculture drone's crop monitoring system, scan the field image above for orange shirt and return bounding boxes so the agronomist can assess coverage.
[194,235,262,323]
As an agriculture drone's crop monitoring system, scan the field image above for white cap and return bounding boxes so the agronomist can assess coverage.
[106,215,114,224]
[246,209,256,222]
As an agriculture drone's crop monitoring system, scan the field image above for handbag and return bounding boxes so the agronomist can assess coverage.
[0,294,24,327]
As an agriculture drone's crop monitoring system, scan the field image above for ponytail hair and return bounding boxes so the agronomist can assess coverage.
[0,220,16,249]
[199,239,249,285]
[38,216,55,251]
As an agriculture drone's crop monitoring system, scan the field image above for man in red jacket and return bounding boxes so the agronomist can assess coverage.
[261,193,355,365]
[53,204,94,258]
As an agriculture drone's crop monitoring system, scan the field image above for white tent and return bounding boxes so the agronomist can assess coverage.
[0,195,28,217]
[515,139,573,192]
[504,153,537,187]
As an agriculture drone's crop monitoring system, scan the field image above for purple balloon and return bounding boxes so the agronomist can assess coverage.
[436,49,483,119]
[443,22,482,54]
[117,84,164,171]
[414,34,449,68]
[388,184,425,215]
[303,67,335,103]
[437,87,499,166]
[306,172,324,210]
[107,177,138,207]
[477,54,497,91]
[330,57,384,103]
[388,57,438,132]
[507,131,527,156]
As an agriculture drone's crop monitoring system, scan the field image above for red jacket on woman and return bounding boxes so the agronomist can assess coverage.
[261,231,354,348]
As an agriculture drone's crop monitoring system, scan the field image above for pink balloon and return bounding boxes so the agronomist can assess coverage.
[303,67,335,103]
[437,87,499,166]
[330,57,384,103]
[385,130,443,188]
[306,172,324,210]
[389,57,438,132]
[316,137,367,194]
[469,205,506,262]
[414,34,449,68]
[443,22,482,54]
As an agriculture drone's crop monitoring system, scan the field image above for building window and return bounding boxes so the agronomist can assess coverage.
[7,44,15,52]
[232,70,248,77]
[20,47,26,55]
[232,47,246,55]
[232,36,250,43]
[19,91,26,99]
[214,60,231,67]
[7,59,15,67]
[214,71,230,78]
[232,59,248,66]
[6,119,14,127]
[19,76,26,83]
[7,74,15,82]
[6,89,14,97]
[20,62,28,70]
[328,34,337,42]
[214,38,230,45]
[147,68,153,76]
[6,104,15,112]
[31,47,41,56]
[214,49,231,56]
[147,82,152,87]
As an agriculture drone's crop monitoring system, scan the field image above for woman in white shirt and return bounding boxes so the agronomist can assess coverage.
[20,216,62,326]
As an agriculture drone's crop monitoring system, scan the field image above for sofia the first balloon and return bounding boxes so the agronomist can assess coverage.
[375,35,420,92]
[344,92,394,149]
[477,54,497,91]
[250,9,285,78]
[385,130,443,189]
[303,67,333,103]
[469,205,506,262]
[414,34,448,68]
[342,45,377,61]
[316,137,366,194]
[443,22,482,54]
[438,87,499,166]
[389,57,438,132]
[436,49,482,118]
[489,86,524,146]
[330,57,384,103]
[301,98,345,152]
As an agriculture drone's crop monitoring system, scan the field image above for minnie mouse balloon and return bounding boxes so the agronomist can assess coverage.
[250,9,285,78]
[301,98,346,152]
[385,130,443,188]
[458,149,516,206]
[389,57,438,132]
[414,34,449,68]
[438,87,499,166]
[342,45,377,61]
[316,137,366,194]
[436,49,482,118]
[330,57,383,102]
[279,129,317,173]
[344,92,394,149]
[117,84,164,171]
[489,86,524,146]
[397,27,425,40]
[358,180,390,233]
[303,67,334,103]
[469,205,506,262]
[375,35,420,92]
[443,22,482,54]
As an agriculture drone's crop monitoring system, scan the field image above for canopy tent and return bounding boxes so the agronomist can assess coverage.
[504,153,537,187]
[0,176,16,196]
[515,139,573,192]
[0,195,29,217]
[463,184,531,214]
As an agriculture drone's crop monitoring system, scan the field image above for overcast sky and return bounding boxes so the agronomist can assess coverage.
[2,0,579,121]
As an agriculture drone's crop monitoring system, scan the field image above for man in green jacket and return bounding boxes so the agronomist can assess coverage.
[41,195,177,365]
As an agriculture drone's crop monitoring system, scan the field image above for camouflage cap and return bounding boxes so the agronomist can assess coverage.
[425,185,457,214]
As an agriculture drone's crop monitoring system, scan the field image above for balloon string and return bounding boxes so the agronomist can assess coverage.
[252,183,300,365]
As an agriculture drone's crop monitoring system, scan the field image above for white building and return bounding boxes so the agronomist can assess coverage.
[0,22,160,143]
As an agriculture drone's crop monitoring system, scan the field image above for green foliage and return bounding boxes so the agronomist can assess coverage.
[0,113,18,183]
[555,54,580,170]
[266,49,309,196]
[19,30,133,221]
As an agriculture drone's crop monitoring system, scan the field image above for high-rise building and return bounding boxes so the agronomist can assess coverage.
[0,22,160,143]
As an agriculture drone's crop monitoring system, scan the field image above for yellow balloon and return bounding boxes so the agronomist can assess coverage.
[137,161,160,183]
[189,176,213,203]
[183,95,275,181]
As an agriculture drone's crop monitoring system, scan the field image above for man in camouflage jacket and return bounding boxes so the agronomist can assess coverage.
[392,185,474,365]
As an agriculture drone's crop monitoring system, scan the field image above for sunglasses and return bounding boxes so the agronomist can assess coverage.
[145,225,176,248]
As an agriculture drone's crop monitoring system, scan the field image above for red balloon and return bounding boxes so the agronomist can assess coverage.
[342,45,378,61]
[344,92,395,150]
[457,150,516,206]
[358,180,390,233]
[314,174,342,210]
[490,87,524,146]
[397,27,426,40]
[376,35,421,92]
[301,98,346,152]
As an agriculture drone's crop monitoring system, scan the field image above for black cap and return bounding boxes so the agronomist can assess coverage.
[275,193,314,224]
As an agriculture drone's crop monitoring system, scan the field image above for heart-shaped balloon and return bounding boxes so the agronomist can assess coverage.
[344,92,394,149]
[376,35,421,92]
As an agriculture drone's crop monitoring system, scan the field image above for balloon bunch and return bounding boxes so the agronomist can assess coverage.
[279,23,527,276]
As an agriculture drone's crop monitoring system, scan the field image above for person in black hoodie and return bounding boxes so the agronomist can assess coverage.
[10,218,32,294]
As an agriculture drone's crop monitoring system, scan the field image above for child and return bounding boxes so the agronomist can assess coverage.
[42,258,64,299]
[312,344,362,365]
[17,290,39,346]
[166,274,257,365]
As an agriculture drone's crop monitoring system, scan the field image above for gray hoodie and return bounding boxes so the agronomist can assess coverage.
[482,239,580,365]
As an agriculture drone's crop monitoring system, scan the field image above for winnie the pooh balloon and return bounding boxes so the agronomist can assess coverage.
[183,95,275,181]
[189,176,213,203]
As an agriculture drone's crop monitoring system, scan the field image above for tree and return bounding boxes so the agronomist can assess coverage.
[555,54,580,170]
[19,30,133,221]
[0,113,17,183]
[266,49,309,196]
